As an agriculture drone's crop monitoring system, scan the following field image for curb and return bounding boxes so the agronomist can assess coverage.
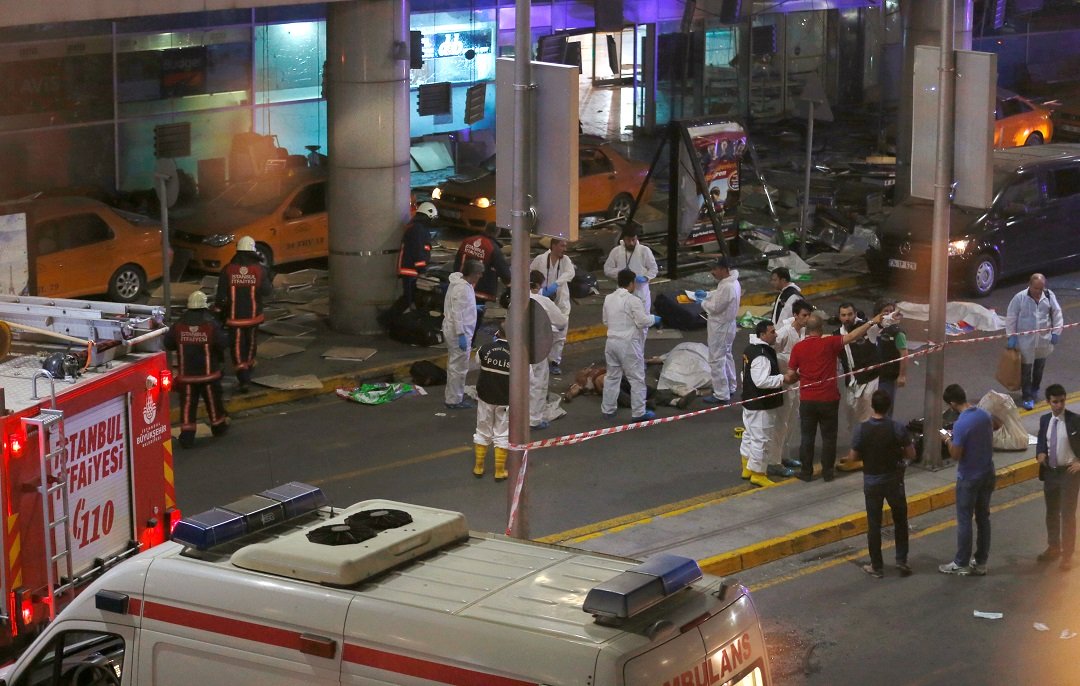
[169,273,861,425]
[696,458,1040,577]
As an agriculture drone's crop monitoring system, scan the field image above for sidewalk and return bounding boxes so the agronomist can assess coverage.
[542,403,1053,578]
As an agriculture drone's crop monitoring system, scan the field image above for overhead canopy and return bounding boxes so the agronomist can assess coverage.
[0,0,334,29]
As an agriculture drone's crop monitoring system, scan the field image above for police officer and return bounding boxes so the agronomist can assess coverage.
[167,291,229,448]
[216,235,273,393]
[740,320,785,487]
[473,327,511,481]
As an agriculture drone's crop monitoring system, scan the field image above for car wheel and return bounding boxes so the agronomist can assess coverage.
[108,264,147,303]
[967,254,997,297]
[1024,132,1044,146]
[254,242,274,271]
[606,193,635,219]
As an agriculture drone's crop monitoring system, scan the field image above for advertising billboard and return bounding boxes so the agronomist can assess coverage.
[677,121,746,246]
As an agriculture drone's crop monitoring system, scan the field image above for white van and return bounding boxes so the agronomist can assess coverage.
[0,483,771,686]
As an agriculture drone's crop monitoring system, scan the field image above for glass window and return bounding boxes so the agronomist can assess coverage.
[581,148,614,177]
[410,10,496,88]
[289,182,326,215]
[1050,166,1080,199]
[14,629,125,686]
[39,213,113,251]
[255,21,325,105]
[997,174,1043,210]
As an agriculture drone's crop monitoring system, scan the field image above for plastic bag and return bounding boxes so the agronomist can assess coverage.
[336,383,417,405]
[995,348,1021,391]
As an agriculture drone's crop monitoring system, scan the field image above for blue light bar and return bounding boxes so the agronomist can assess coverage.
[583,554,703,621]
[171,482,327,550]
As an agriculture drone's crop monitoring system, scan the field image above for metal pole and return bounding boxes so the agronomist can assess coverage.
[799,100,814,257]
[155,175,172,321]
[506,0,532,538]
[921,0,956,468]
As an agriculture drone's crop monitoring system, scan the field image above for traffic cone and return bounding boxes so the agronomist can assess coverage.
[473,444,487,478]
[740,456,751,480]
[749,470,777,487]
[494,447,509,482]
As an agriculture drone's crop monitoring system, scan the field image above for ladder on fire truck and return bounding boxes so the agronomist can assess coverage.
[21,383,75,620]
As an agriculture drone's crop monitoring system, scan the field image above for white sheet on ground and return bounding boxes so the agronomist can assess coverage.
[897,301,1005,332]
[657,342,712,395]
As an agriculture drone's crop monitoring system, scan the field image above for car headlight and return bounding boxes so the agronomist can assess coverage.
[203,234,236,247]
[431,187,442,200]
[947,239,969,256]
[474,197,493,208]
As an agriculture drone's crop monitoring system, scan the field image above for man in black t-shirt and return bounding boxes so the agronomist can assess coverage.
[848,390,915,578]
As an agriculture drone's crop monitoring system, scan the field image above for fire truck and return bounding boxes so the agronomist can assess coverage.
[0,295,179,651]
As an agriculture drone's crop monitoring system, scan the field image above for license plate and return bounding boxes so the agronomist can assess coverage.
[441,208,461,219]
[888,258,917,271]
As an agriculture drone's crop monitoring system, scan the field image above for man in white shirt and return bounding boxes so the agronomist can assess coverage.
[740,320,785,487]
[604,225,658,315]
[1035,384,1080,571]
[530,238,575,376]
[602,269,662,421]
[1006,273,1064,410]
[442,260,483,409]
[770,267,803,324]
[695,257,741,404]
[528,270,569,430]
[770,299,813,468]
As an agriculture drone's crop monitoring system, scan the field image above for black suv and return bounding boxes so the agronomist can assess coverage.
[870,144,1080,297]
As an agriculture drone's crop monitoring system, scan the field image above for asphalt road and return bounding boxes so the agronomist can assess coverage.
[173,266,1080,539]
[742,479,1080,685]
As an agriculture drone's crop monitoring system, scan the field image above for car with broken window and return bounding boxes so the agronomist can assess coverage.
[870,144,1080,296]
[431,139,653,232]
[171,168,327,272]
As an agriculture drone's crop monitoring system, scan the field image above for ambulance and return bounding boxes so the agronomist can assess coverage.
[0,322,177,653]
[0,483,771,686]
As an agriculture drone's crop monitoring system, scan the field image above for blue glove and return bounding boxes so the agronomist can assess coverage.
[1051,333,1060,345]
[458,334,468,351]
[694,289,707,302]
[1006,335,1018,350]
[636,275,648,284]
[652,315,663,328]
[542,284,558,298]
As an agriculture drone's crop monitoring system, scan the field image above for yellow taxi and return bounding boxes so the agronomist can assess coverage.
[171,168,327,272]
[995,88,1053,148]
[1,195,166,303]
[432,139,654,232]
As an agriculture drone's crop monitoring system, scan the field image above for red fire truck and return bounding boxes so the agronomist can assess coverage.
[0,297,179,651]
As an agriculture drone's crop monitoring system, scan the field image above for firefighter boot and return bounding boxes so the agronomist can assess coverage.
[494,447,509,482]
[740,456,751,480]
[178,430,195,449]
[749,470,777,488]
[473,444,488,478]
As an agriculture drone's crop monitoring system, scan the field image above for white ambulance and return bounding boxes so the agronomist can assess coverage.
[0,483,771,686]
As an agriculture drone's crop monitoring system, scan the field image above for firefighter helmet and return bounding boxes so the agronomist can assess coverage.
[187,291,209,309]
[237,236,256,252]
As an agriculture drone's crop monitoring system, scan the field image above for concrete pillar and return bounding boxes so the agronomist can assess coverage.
[327,0,411,334]
[896,0,972,200]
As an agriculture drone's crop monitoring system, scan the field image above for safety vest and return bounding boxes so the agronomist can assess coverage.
[741,343,783,411]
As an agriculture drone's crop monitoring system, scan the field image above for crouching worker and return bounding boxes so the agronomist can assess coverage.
[167,291,229,448]
[740,320,785,487]
[473,327,510,481]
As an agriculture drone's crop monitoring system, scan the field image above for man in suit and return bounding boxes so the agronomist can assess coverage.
[1035,384,1080,571]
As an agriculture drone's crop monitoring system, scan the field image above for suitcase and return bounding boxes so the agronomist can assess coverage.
[387,310,444,347]
[654,292,706,330]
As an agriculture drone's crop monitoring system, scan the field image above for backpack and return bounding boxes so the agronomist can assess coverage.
[569,272,599,299]
[387,310,444,347]
[409,360,447,386]
[654,292,706,330]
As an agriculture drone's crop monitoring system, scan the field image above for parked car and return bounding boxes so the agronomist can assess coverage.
[431,139,653,232]
[1,195,166,302]
[1049,96,1080,143]
[869,144,1080,297]
[171,168,327,272]
[995,88,1053,148]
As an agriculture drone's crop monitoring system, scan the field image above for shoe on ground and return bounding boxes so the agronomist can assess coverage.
[631,410,657,422]
[675,395,691,409]
[602,411,616,419]
[1022,399,1035,410]
[445,399,476,410]
[1060,557,1073,571]
[822,471,835,482]
[1037,547,1061,563]
[861,563,884,579]
[549,362,562,376]
[701,395,727,405]
[938,561,971,575]
[766,463,795,478]
[896,563,913,577]
[749,472,777,487]
[782,457,802,470]
[796,472,813,482]
[968,562,988,576]
[530,421,549,430]
[837,459,863,472]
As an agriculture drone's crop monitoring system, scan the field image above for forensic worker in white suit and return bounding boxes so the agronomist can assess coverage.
[604,225,658,316]
[601,269,662,421]
[694,256,741,405]
[530,238,575,375]
[442,260,483,409]
[528,270,569,430]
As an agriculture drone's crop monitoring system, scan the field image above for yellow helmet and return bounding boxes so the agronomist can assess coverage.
[237,236,256,252]
[187,290,209,309]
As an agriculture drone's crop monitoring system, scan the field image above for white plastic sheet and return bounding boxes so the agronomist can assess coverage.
[897,301,1006,332]
[657,343,712,395]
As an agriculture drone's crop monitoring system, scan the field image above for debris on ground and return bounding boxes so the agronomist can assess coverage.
[336,382,420,405]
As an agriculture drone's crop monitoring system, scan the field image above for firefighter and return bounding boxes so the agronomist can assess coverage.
[215,235,273,393]
[167,290,229,449]
[453,224,511,335]
[473,326,511,481]
[393,194,432,314]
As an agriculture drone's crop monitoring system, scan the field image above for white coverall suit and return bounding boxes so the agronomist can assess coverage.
[741,334,785,474]
[529,291,569,425]
[530,251,575,365]
[703,270,742,401]
[601,288,656,417]
[442,272,477,405]
[770,316,805,463]
[604,242,658,315]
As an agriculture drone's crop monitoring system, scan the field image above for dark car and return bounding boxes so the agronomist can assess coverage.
[870,144,1080,297]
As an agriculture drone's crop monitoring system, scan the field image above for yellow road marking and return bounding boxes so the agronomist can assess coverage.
[309,445,471,486]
